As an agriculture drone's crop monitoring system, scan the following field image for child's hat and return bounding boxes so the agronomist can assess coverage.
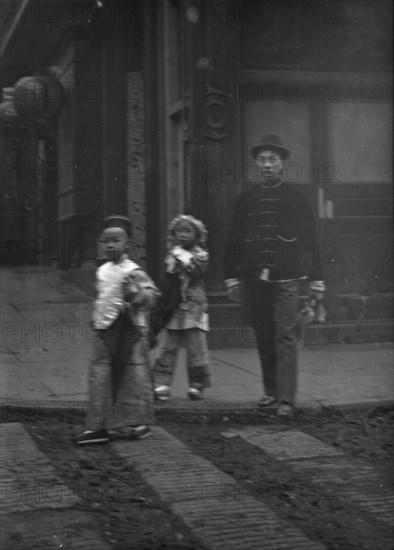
[102,215,132,236]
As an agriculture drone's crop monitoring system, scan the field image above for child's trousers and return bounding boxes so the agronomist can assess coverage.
[85,312,154,431]
[154,328,211,389]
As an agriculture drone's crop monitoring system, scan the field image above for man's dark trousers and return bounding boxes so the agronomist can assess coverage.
[245,279,300,403]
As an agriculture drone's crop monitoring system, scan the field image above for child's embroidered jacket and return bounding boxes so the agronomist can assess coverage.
[92,254,160,330]
[164,244,209,331]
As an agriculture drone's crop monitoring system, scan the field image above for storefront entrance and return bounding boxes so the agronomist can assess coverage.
[240,72,392,324]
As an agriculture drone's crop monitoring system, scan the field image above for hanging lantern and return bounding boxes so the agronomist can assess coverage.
[0,98,18,125]
[0,97,27,136]
[13,76,64,120]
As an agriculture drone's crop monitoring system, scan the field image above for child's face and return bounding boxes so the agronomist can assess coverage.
[174,221,197,249]
[101,227,129,261]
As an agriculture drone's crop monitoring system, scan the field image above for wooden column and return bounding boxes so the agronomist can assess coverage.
[100,17,127,217]
[144,0,162,282]
[190,0,239,290]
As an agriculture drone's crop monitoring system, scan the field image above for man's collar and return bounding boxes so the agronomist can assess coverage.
[259,178,284,189]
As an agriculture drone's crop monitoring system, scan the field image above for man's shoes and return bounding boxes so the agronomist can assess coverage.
[277,401,297,419]
[74,429,110,445]
[257,396,278,408]
[154,385,171,402]
[187,387,203,400]
[130,425,152,440]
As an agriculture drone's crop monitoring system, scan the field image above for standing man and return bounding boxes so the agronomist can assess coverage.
[224,135,326,418]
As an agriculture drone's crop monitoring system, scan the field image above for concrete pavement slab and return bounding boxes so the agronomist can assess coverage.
[1,266,393,414]
[1,362,88,401]
[154,344,393,410]
[0,267,90,304]
[1,342,393,413]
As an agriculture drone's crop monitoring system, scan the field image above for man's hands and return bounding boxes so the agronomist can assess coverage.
[224,279,326,309]
[224,278,242,302]
[308,281,326,322]
[308,280,326,301]
[224,279,326,308]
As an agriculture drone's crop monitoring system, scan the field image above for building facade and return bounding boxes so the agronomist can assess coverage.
[1,0,392,341]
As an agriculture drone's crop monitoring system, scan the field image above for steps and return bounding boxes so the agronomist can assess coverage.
[208,292,393,348]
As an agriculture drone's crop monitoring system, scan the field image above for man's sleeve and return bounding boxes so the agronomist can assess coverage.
[296,192,324,282]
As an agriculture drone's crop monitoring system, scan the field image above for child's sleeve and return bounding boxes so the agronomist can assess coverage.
[126,269,160,309]
[185,248,209,279]
[169,246,208,278]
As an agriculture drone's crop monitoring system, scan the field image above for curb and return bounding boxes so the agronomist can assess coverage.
[1,400,87,420]
[1,398,393,422]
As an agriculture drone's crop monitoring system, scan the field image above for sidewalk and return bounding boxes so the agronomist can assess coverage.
[1,266,393,414]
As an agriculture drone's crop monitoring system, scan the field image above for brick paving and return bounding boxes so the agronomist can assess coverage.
[113,426,326,550]
[0,423,79,513]
[0,423,111,549]
[231,426,394,525]
[227,428,346,460]
[1,421,392,549]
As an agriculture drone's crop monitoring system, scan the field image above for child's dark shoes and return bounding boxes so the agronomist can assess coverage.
[257,395,277,408]
[74,429,110,445]
[130,425,152,440]
[187,387,203,400]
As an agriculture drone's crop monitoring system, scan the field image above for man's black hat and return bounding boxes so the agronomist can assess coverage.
[102,215,132,236]
[250,134,290,160]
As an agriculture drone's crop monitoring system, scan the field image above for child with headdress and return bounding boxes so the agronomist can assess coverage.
[153,215,211,401]
[74,215,160,445]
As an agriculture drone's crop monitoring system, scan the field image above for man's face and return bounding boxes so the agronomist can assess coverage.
[256,150,284,185]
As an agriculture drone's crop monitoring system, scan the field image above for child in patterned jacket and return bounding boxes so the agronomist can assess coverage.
[153,215,212,402]
[75,215,160,445]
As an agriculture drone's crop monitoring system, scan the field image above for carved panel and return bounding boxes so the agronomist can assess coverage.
[126,71,146,267]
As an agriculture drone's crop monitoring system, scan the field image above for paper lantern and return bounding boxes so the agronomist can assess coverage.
[13,76,64,119]
[0,99,18,125]
[0,98,26,135]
